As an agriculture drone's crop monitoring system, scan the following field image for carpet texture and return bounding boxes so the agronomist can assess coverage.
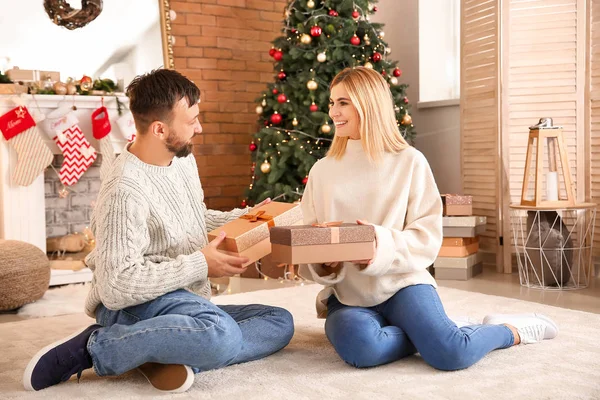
[1,284,599,399]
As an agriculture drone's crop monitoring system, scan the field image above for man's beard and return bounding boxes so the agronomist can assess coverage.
[165,131,194,158]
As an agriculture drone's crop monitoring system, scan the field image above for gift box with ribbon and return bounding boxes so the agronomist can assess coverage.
[269,222,376,265]
[207,201,302,267]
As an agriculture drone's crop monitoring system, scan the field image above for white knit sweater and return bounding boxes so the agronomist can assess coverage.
[84,146,247,317]
[299,140,442,318]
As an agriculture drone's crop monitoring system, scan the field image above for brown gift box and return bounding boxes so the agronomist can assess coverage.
[441,237,479,247]
[207,202,303,267]
[441,194,473,216]
[438,242,479,257]
[270,223,375,264]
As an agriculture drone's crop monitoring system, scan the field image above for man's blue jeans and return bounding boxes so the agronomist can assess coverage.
[87,289,294,376]
[325,284,513,370]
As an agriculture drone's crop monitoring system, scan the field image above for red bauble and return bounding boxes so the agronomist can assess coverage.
[273,50,283,61]
[302,176,308,185]
[310,26,322,37]
[269,48,276,57]
[272,88,279,94]
[264,120,269,126]
[352,10,360,19]
[278,71,286,80]
[291,28,297,33]
[350,35,361,46]
[277,94,287,103]
[270,113,282,124]
[241,199,247,207]
[309,103,319,112]
[373,6,378,11]
[404,97,409,104]
[393,68,402,77]
[382,70,387,76]
[372,52,382,62]
[249,142,257,151]
[328,10,338,16]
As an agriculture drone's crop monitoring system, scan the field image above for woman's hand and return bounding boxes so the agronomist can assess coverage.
[350,219,376,268]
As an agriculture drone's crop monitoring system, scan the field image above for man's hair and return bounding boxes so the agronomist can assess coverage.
[126,69,200,134]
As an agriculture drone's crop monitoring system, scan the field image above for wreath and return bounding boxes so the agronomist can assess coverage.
[43,0,103,30]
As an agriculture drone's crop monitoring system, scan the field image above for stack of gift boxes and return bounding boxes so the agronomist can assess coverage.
[433,194,486,281]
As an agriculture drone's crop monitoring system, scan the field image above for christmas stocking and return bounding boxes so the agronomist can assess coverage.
[116,111,137,142]
[92,106,115,181]
[0,106,53,186]
[47,111,97,186]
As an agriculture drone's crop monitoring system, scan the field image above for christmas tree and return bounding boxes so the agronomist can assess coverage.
[244,0,414,206]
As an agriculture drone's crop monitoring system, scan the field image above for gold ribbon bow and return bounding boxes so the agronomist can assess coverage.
[311,221,344,243]
[241,210,275,228]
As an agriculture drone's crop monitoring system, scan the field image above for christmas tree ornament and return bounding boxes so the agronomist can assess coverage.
[302,176,308,185]
[270,113,282,124]
[401,114,412,125]
[306,79,318,90]
[241,199,247,207]
[269,47,276,57]
[249,142,257,151]
[292,117,298,126]
[261,99,267,107]
[300,34,312,44]
[66,83,77,95]
[363,34,370,45]
[404,97,409,104]
[310,25,322,37]
[260,160,271,173]
[321,124,331,134]
[278,71,287,80]
[394,105,401,112]
[393,68,402,77]
[390,77,398,85]
[80,75,93,92]
[0,106,53,186]
[53,82,67,95]
[273,50,283,61]
[307,0,315,8]
[272,88,279,94]
[317,52,327,62]
[255,105,263,114]
[382,70,387,76]
[277,93,287,103]
[385,47,392,55]
[91,105,116,181]
[350,35,361,45]
[352,10,360,19]
[310,103,318,112]
[378,30,385,38]
[372,52,382,62]
[328,10,339,16]
[58,187,69,198]
[364,62,373,69]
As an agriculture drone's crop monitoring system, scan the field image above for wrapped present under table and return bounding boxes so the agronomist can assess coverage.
[269,222,375,265]
[207,202,303,267]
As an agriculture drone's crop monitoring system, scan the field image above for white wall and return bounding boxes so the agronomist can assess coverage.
[373,0,461,194]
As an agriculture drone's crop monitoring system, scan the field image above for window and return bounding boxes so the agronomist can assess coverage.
[418,0,460,104]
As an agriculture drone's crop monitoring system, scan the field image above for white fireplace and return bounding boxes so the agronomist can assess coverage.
[0,94,129,285]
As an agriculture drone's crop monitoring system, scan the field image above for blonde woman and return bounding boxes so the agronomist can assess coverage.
[299,67,558,370]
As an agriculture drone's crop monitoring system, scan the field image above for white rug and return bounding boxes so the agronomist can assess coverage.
[1,284,599,399]
[17,283,91,318]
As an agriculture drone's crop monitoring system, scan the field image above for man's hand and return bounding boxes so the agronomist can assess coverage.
[250,197,271,211]
[202,232,250,278]
[350,219,376,268]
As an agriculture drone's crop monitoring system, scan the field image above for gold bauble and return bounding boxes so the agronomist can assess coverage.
[307,0,315,8]
[261,99,267,106]
[321,124,331,134]
[53,82,67,95]
[300,34,312,44]
[390,77,398,85]
[255,106,263,115]
[364,62,373,69]
[401,114,412,125]
[66,83,77,95]
[292,117,298,126]
[317,52,327,62]
[306,79,318,90]
[260,160,271,173]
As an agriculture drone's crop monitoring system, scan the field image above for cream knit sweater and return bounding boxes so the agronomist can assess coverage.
[299,140,442,318]
[84,146,247,317]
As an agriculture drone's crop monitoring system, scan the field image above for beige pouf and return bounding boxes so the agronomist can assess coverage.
[0,240,50,311]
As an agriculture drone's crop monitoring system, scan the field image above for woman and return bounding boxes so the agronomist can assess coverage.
[299,67,557,370]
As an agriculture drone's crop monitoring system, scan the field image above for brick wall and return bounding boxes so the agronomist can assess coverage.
[170,0,286,210]
[45,155,102,238]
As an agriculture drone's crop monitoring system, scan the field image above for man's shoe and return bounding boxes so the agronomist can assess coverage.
[483,313,558,344]
[23,324,100,391]
[138,363,194,393]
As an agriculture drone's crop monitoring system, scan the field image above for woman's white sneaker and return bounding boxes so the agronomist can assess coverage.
[482,313,558,344]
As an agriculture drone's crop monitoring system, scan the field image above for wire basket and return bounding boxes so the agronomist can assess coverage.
[509,204,596,290]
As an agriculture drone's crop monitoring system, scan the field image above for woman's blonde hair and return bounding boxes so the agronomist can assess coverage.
[327,67,409,161]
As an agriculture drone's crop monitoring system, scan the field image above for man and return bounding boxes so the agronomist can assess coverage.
[23,69,294,393]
